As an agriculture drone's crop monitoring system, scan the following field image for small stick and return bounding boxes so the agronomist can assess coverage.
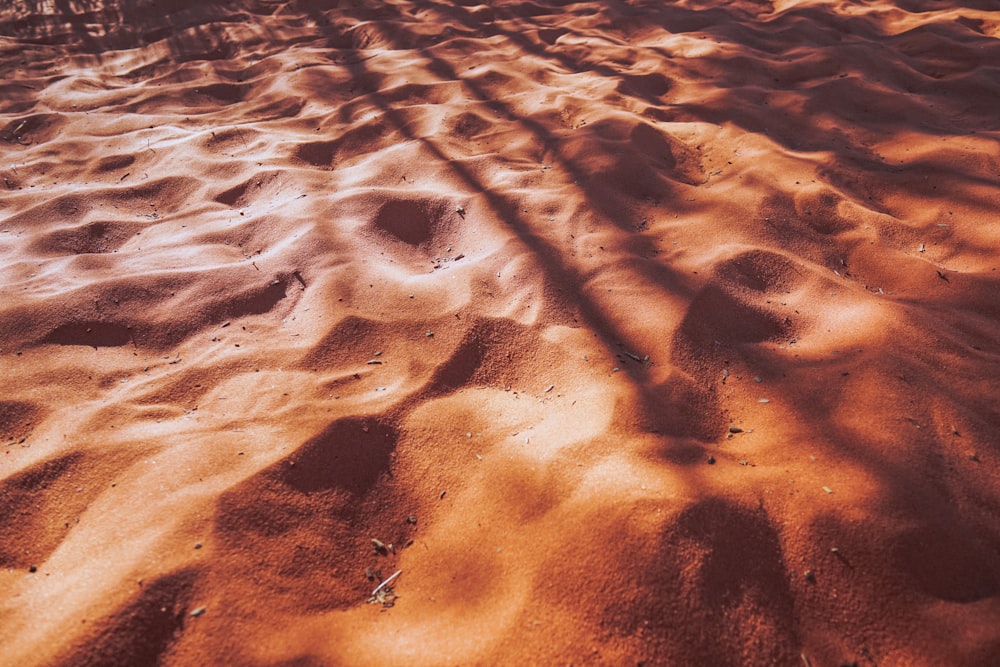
[371,569,402,597]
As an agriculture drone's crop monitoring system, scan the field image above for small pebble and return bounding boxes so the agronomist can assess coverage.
[190,606,207,617]
[28,565,37,573]
[805,570,816,583]
[707,455,716,465]
[194,543,202,549]
[729,426,743,434]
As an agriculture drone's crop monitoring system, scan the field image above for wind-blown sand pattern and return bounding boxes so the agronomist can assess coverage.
[2,1,1000,665]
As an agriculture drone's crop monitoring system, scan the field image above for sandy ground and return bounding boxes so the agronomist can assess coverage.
[2,1,1000,665]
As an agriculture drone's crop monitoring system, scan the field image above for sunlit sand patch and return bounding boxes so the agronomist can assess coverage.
[784,293,895,356]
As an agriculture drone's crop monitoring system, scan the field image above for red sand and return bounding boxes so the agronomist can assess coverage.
[2,1,1000,665]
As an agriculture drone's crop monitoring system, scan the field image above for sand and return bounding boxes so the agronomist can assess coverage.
[1,0,999,665]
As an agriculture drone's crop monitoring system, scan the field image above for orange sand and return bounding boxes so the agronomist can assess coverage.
[2,1,1000,665]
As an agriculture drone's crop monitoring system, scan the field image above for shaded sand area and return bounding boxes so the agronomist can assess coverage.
[2,0,1000,664]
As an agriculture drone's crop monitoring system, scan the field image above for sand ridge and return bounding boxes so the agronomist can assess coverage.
[2,0,1000,665]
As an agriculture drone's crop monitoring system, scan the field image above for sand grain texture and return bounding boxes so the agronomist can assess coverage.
[2,0,1000,665]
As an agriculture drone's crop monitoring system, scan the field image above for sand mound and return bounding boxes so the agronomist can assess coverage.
[2,0,1000,665]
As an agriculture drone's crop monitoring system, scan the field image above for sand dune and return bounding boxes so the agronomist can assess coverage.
[2,0,999,665]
